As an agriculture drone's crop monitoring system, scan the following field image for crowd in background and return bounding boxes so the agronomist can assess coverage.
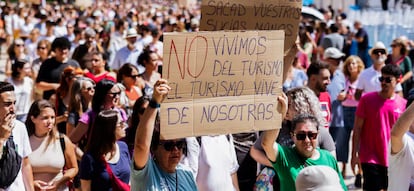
[0,0,413,191]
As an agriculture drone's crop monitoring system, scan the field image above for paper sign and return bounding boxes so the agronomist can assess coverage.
[160,31,284,139]
[199,0,302,81]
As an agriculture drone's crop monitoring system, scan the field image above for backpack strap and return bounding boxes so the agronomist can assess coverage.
[59,133,66,165]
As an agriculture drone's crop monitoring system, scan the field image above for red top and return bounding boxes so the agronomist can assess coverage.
[84,72,116,83]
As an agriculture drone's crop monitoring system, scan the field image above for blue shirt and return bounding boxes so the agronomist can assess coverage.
[327,69,346,127]
[130,156,198,191]
[80,141,131,191]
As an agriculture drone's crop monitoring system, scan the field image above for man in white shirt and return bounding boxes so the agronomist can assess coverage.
[389,101,414,191]
[355,41,403,100]
[111,28,144,73]
[0,82,33,191]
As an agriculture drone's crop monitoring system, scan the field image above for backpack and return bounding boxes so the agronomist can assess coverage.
[0,135,22,189]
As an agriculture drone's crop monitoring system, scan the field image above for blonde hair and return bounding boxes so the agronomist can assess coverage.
[342,55,365,78]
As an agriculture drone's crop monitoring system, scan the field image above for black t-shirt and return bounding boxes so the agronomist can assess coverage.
[355,28,369,50]
[36,57,79,100]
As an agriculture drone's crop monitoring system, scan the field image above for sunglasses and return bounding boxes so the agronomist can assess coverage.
[37,46,46,50]
[127,74,140,78]
[379,76,393,83]
[108,91,121,98]
[294,132,318,141]
[159,140,185,151]
[372,49,386,55]
[390,44,398,48]
[15,44,24,47]
[85,86,95,91]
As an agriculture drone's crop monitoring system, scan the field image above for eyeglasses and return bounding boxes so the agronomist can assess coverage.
[379,76,393,83]
[37,46,47,50]
[372,49,386,55]
[159,140,185,151]
[294,132,318,141]
[108,91,121,98]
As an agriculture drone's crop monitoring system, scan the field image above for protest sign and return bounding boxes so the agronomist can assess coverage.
[160,30,284,139]
[199,0,302,82]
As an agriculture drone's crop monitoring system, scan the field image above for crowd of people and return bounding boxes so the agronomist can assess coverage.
[0,1,413,191]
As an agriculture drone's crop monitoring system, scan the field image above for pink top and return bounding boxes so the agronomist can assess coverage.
[356,92,406,166]
[342,78,359,107]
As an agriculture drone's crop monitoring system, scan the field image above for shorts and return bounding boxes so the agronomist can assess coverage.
[361,163,388,191]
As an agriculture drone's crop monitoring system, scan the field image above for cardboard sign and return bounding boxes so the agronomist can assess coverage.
[199,0,302,81]
[161,31,284,139]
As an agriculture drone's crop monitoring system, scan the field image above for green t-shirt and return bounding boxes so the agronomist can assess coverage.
[271,144,347,191]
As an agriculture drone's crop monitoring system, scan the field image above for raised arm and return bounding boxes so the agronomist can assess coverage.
[261,94,287,162]
[391,103,414,154]
[133,79,170,169]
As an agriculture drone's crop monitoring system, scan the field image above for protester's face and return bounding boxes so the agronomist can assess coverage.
[22,63,32,77]
[379,73,398,93]
[145,53,159,71]
[31,107,55,136]
[54,48,69,62]
[14,42,25,54]
[153,139,185,173]
[0,91,15,121]
[291,121,318,158]
[315,69,330,92]
[347,59,359,74]
[37,43,49,59]
[127,37,137,45]
[105,85,121,108]
[371,49,387,64]
[115,114,127,140]
[123,68,139,86]
[91,54,104,71]
[82,81,95,100]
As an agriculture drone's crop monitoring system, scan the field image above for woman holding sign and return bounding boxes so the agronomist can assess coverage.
[131,79,197,190]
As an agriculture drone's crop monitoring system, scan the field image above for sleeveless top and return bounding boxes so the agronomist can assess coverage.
[29,135,67,191]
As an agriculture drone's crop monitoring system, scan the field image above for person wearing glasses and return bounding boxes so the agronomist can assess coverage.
[83,51,116,83]
[261,94,346,191]
[5,38,30,78]
[131,79,197,190]
[351,64,407,191]
[80,110,130,191]
[69,79,127,158]
[117,63,144,115]
[355,41,403,100]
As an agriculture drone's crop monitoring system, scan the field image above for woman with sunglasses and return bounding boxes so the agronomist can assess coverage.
[117,63,144,115]
[6,59,33,122]
[386,38,413,98]
[6,38,30,77]
[26,100,78,191]
[259,95,346,191]
[131,79,197,190]
[80,110,130,191]
[84,51,116,83]
[250,87,335,190]
[66,77,95,135]
[69,79,127,156]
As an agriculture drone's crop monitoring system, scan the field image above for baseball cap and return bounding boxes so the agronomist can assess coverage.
[323,47,345,59]
[295,165,344,191]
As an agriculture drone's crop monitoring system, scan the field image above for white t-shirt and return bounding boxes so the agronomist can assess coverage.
[356,66,402,95]
[184,135,239,191]
[1,120,32,191]
[7,77,33,116]
[388,132,414,191]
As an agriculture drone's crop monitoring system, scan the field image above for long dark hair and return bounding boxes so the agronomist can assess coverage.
[92,79,115,112]
[26,100,57,148]
[85,110,118,158]
[11,59,28,79]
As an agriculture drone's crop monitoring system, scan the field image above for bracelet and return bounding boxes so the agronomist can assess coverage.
[149,99,160,108]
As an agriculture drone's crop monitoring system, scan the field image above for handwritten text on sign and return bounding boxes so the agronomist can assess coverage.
[160,31,285,139]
